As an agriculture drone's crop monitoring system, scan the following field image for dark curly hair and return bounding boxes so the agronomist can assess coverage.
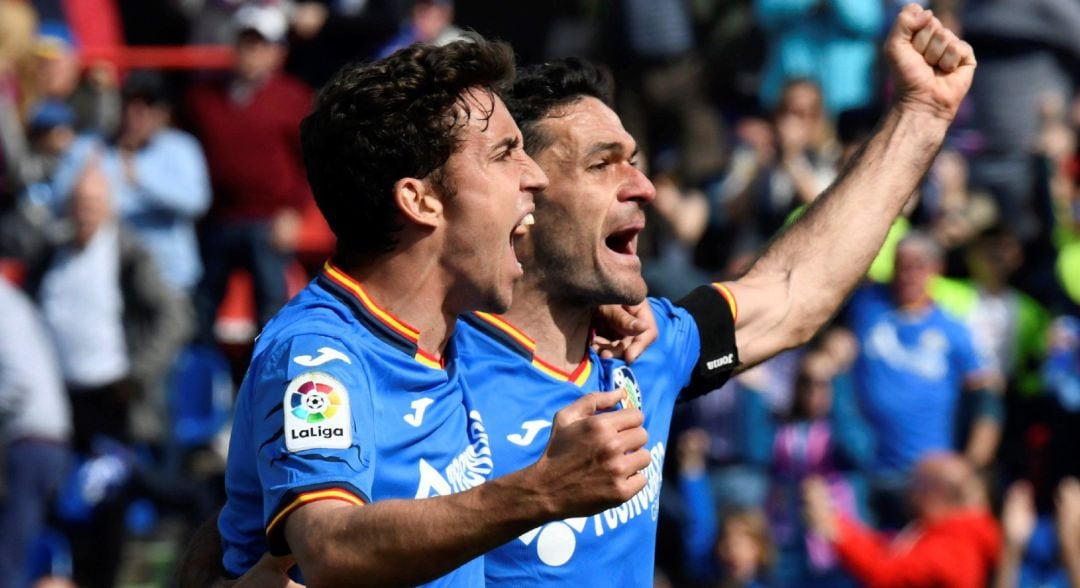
[504,58,614,157]
[301,34,516,259]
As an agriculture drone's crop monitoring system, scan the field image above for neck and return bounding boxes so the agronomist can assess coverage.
[502,278,594,373]
[336,245,460,360]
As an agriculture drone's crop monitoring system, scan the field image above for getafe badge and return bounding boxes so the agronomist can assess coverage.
[612,366,643,411]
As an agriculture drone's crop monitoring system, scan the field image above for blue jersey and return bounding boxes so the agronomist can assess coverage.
[849,285,985,473]
[459,285,738,587]
[219,264,491,586]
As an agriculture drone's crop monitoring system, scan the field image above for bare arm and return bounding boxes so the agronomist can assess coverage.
[285,391,650,588]
[994,481,1036,588]
[724,4,976,367]
[1057,478,1080,587]
[964,419,1001,468]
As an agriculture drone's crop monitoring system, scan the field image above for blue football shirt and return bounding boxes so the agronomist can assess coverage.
[219,263,491,586]
[849,284,986,473]
[459,285,738,586]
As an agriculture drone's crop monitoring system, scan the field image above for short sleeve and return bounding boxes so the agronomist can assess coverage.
[673,284,740,400]
[249,333,376,554]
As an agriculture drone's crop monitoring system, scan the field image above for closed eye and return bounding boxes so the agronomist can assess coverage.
[494,137,521,162]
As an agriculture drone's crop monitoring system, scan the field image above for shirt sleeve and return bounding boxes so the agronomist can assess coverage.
[249,333,377,555]
[673,283,740,401]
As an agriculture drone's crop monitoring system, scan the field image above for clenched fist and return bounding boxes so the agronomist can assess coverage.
[531,389,651,518]
[887,4,976,122]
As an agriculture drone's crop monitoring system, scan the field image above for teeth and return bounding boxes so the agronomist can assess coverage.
[521,213,535,226]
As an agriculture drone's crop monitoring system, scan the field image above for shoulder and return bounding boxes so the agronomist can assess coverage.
[156,129,205,152]
[930,306,973,340]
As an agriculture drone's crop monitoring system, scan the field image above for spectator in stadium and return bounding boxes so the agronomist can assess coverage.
[930,226,1050,399]
[963,0,1080,241]
[32,22,121,136]
[283,0,401,88]
[0,277,72,588]
[686,365,775,515]
[847,231,1003,528]
[21,162,190,588]
[803,452,1001,588]
[602,0,728,185]
[640,173,711,300]
[0,0,39,200]
[1043,316,1080,487]
[21,99,76,189]
[995,478,1080,588]
[754,0,882,115]
[186,4,313,343]
[710,79,839,259]
[52,70,211,294]
[677,428,776,587]
[767,350,870,588]
[374,0,465,59]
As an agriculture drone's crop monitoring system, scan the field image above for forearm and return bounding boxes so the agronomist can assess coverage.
[1061,534,1080,586]
[964,417,1001,468]
[289,467,555,587]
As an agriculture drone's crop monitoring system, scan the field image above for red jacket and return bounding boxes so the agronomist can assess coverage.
[186,72,313,222]
[834,510,1002,588]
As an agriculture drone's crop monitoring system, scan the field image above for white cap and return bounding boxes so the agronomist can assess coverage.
[234,4,288,44]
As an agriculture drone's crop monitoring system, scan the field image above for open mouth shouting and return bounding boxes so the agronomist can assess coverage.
[509,212,536,274]
[603,220,643,267]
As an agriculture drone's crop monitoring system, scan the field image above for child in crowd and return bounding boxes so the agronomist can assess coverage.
[767,351,866,587]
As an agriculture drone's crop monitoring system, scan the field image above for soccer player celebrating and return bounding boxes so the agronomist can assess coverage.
[456,4,975,585]
[206,4,976,586]
[215,36,654,587]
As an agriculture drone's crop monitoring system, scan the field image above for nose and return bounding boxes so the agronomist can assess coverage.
[520,152,549,194]
[620,165,656,205]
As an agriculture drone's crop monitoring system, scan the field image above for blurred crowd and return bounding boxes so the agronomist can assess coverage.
[0,0,1078,587]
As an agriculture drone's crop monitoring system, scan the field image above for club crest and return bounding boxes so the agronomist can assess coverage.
[612,366,643,410]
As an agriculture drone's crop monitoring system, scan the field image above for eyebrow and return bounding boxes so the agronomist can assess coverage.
[585,141,638,160]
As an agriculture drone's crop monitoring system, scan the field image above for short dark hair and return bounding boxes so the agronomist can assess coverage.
[505,58,614,156]
[301,34,516,258]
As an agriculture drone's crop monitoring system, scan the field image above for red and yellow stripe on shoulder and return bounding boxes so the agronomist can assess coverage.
[711,283,738,323]
[473,311,537,352]
[266,488,365,538]
[323,262,422,344]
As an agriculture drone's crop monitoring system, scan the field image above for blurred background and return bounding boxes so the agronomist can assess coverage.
[0,0,1079,586]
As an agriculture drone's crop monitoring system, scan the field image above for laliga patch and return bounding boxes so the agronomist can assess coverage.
[284,372,352,452]
[613,366,643,410]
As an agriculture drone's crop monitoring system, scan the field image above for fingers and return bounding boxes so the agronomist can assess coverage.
[554,389,627,425]
[892,3,933,40]
[592,335,626,360]
[613,424,649,454]
[596,304,642,336]
[900,5,976,73]
[623,447,652,475]
[937,44,961,73]
[911,19,935,54]
[593,403,645,431]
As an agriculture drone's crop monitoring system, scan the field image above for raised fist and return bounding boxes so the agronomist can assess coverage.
[886,4,976,122]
